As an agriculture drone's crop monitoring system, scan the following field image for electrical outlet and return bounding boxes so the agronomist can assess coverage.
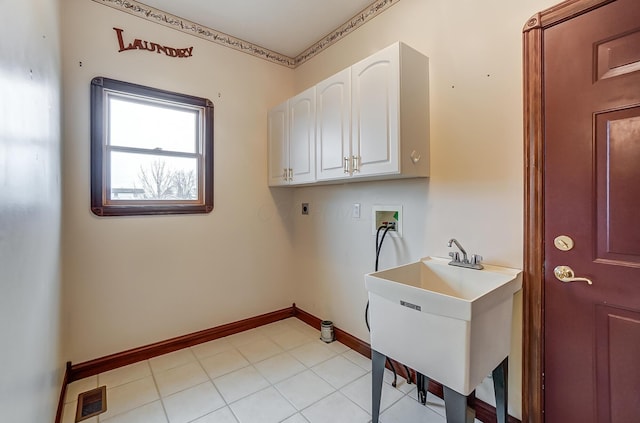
[301,203,309,215]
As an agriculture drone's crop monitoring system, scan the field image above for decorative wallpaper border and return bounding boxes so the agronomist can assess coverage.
[295,0,401,67]
[90,0,401,68]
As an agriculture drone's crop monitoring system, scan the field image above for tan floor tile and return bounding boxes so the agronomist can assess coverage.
[199,349,249,379]
[100,400,167,423]
[154,361,209,398]
[162,382,225,423]
[150,348,197,373]
[98,361,152,389]
[99,376,159,420]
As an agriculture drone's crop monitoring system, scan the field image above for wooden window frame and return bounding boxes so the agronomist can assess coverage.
[90,77,214,216]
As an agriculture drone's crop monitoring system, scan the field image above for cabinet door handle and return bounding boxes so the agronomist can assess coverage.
[352,155,360,173]
[282,168,288,181]
[288,168,293,181]
[344,157,350,174]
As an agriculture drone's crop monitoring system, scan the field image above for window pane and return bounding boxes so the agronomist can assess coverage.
[108,95,198,153]
[110,152,199,201]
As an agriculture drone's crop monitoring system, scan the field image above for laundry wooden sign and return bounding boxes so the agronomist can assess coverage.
[113,27,194,58]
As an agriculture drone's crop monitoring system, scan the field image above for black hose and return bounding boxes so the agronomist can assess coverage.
[375,225,393,272]
[365,301,370,331]
[403,364,412,385]
[368,224,414,386]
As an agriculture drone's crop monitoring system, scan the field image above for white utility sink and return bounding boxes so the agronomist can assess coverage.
[365,256,522,395]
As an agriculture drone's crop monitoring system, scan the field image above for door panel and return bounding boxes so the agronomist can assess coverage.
[595,305,640,423]
[596,28,640,81]
[351,44,399,176]
[267,101,288,186]
[289,87,315,184]
[316,68,351,181]
[543,0,640,421]
[596,108,640,263]
[356,62,391,164]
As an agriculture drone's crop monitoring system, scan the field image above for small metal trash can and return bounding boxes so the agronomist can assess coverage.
[320,320,334,343]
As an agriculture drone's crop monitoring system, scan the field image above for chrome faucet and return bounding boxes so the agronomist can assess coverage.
[447,238,483,270]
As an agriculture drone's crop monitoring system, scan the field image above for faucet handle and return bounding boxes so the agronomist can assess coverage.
[470,254,483,265]
[448,251,460,262]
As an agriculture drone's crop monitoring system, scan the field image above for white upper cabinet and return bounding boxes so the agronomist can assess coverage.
[351,42,429,180]
[268,42,428,186]
[267,100,289,186]
[267,87,316,186]
[351,43,400,177]
[316,68,351,181]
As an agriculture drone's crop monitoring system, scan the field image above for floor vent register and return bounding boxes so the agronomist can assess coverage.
[75,386,107,422]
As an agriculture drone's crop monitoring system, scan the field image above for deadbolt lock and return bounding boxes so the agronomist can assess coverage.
[554,235,574,251]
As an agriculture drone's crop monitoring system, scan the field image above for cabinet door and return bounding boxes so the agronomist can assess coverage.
[289,87,316,184]
[316,68,351,181]
[267,100,289,186]
[351,43,400,176]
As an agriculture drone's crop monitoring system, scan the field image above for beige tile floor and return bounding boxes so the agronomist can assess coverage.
[62,318,479,423]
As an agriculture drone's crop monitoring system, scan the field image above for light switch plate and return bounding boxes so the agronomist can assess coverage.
[352,203,361,219]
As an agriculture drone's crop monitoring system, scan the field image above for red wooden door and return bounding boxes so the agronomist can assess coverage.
[543,0,640,421]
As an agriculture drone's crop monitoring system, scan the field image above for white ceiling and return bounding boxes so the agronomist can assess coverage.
[138,0,376,58]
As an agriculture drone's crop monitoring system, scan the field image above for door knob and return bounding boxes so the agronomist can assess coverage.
[553,265,593,285]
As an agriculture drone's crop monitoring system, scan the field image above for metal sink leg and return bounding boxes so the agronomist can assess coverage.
[492,357,508,423]
[371,349,385,423]
[443,386,476,423]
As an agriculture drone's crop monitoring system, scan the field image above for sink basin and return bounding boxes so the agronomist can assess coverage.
[364,256,522,395]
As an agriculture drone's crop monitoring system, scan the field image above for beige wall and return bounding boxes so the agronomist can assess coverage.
[0,1,63,421]
[290,0,558,418]
[61,0,295,363]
